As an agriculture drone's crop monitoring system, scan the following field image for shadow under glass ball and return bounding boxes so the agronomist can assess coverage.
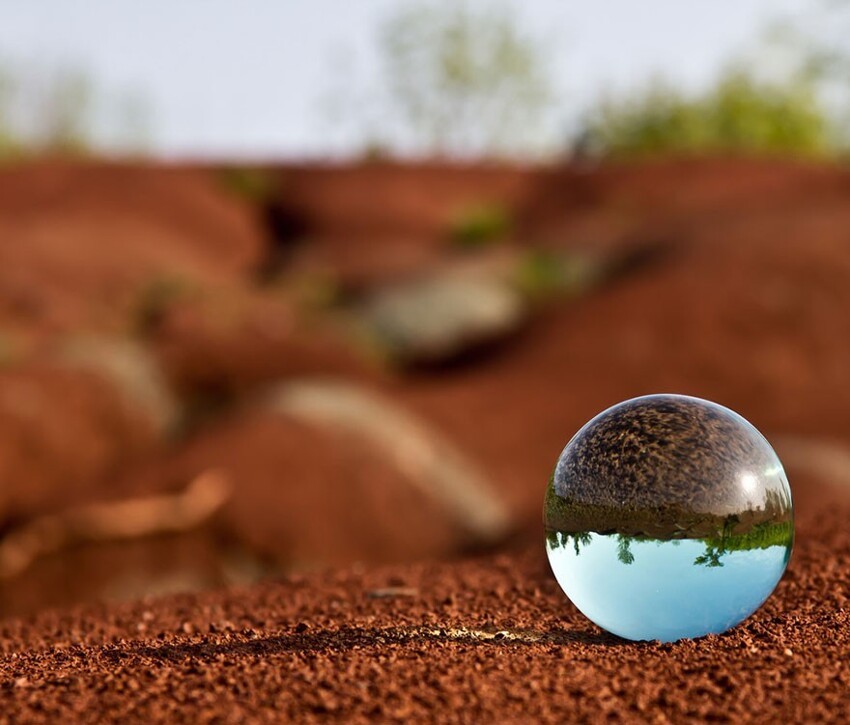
[544,394,793,642]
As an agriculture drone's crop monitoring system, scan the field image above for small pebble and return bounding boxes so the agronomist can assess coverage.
[367,587,419,599]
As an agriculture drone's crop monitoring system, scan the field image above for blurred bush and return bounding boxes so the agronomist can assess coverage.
[0,64,93,159]
[0,60,150,160]
[0,68,22,158]
[581,69,831,159]
[378,0,555,158]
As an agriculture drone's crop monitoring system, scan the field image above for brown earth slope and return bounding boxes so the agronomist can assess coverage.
[2,158,850,693]
[0,162,266,342]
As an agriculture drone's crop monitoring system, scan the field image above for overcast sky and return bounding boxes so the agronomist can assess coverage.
[0,0,812,159]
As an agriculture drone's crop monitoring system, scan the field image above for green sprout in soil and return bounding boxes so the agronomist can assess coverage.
[514,251,601,302]
[218,167,277,203]
[448,202,511,249]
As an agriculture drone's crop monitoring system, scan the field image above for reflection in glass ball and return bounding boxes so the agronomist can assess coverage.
[544,394,793,642]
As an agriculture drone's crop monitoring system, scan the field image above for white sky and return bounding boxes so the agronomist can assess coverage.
[0,0,812,159]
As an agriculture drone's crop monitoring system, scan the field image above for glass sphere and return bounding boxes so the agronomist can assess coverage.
[545,394,793,642]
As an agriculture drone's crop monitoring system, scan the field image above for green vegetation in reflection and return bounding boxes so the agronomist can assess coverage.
[616,535,635,565]
[547,518,793,568]
[543,477,793,542]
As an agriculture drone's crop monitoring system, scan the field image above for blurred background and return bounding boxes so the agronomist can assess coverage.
[1,0,850,616]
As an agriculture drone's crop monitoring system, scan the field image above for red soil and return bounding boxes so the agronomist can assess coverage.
[275,162,538,287]
[275,158,850,285]
[277,161,535,239]
[391,159,850,527]
[0,161,267,341]
[0,363,159,522]
[0,467,847,722]
[150,289,376,396]
[4,157,850,580]
[1,157,849,719]
[121,410,472,568]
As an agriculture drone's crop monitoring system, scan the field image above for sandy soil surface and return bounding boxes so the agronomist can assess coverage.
[0,466,847,722]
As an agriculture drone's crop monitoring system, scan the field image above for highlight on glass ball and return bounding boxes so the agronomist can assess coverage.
[544,394,794,643]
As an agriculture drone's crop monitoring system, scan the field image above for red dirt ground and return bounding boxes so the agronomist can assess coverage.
[149,288,377,396]
[276,158,850,286]
[0,466,847,722]
[274,162,536,287]
[397,208,850,524]
[0,161,266,342]
[1,157,850,720]
[121,410,472,568]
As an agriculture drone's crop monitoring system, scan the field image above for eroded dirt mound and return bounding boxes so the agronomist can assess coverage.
[125,410,469,569]
[275,161,534,240]
[149,288,375,395]
[0,362,160,522]
[397,161,850,525]
[273,158,850,287]
[0,161,267,340]
[3,157,850,624]
[274,161,537,287]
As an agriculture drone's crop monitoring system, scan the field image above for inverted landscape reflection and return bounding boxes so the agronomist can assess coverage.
[546,531,792,642]
[544,394,795,642]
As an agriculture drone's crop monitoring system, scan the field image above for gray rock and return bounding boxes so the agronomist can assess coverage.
[361,273,526,365]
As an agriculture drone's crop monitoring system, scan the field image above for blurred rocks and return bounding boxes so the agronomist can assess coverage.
[58,335,180,436]
[360,270,527,366]
[266,378,511,545]
[0,362,160,522]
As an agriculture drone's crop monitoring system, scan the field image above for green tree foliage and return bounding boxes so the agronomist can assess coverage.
[616,535,635,565]
[694,545,726,568]
[0,67,21,158]
[582,69,830,159]
[0,61,151,160]
[753,0,850,149]
[36,69,94,154]
[379,1,554,157]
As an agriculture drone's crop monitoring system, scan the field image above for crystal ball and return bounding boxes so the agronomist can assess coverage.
[544,394,793,642]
